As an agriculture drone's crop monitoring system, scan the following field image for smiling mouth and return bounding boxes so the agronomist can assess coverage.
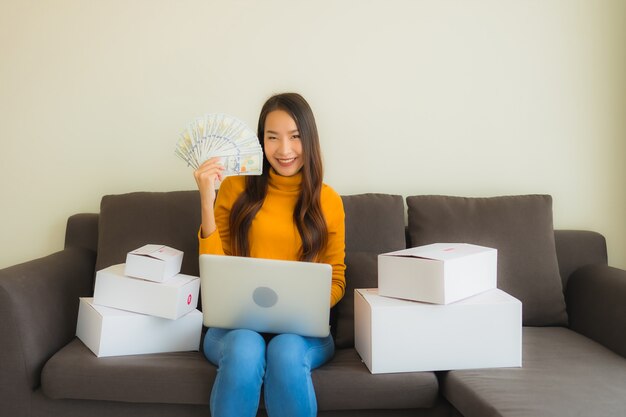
[277,158,296,164]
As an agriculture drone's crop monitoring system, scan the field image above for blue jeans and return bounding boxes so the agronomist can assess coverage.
[203,327,335,417]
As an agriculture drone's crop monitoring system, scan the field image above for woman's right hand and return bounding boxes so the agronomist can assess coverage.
[194,157,225,237]
[194,157,225,205]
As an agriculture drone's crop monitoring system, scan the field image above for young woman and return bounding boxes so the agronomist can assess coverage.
[194,93,346,417]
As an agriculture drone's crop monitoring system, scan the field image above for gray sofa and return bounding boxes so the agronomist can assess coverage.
[1,191,625,417]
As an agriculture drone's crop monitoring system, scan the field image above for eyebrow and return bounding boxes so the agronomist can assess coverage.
[266,129,299,134]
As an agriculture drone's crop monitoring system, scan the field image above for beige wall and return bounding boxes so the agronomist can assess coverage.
[1,0,625,270]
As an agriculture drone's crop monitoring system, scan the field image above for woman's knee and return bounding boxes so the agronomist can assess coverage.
[224,329,266,366]
[205,328,266,369]
[268,334,335,378]
[266,333,309,369]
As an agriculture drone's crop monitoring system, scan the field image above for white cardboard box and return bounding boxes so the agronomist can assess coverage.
[94,264,200,319]
[124,244,184,282]
[378,243,497,304]
[76,297,202,357]
[354,288,522,374]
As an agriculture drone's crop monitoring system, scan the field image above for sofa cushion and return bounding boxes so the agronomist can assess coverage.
[406,194,567,326]
[95,191,201,277]
[42,338,215,405]
[313,348,439,410]
[335,194,407,348]
[440,327,626,417]
[341,194,407,253]
[42,339,439,410]
[334,251,378,348]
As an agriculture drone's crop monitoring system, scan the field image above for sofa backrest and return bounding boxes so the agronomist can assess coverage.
[75,191,609,349]
[95,191,201,276]
[406,194,567,326]
[91,190,407,348]
[334,193,406,348]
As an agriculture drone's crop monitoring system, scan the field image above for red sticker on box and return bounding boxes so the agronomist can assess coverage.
[187,294,192,305]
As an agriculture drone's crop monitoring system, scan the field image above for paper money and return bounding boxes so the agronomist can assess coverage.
[175,113,263,176]
[216,150,263,176]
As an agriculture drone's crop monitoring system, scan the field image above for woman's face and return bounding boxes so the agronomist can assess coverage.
[263,110,304,177]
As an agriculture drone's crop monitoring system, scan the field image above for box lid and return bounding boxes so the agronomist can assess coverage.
[381,243,495,261]
[101,263,198,287]
[83,298,140,317]
[129,245,183,262]
[357,288,520,308]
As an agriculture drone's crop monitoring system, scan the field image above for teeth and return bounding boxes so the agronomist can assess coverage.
[278,158,295,163]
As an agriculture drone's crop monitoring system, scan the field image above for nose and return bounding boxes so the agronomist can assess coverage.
[277,137,292,155]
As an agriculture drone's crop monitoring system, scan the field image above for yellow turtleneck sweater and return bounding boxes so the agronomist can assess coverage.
[199,169,346,307]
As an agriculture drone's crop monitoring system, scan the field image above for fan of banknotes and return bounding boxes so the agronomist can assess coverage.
[175,113,263,176]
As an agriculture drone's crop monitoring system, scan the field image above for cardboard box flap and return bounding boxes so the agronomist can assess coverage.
[88,299,141,317]
[162,273,198,287]
[129,244,183,261]
[382,243,495,261]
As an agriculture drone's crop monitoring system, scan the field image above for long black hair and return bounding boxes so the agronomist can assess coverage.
[228,93,327,261]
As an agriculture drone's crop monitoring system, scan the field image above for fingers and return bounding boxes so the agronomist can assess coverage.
[194,157,225,194]
[194,158,224,180]
[195,157,224,173]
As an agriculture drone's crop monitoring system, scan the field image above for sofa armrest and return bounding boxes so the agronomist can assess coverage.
[0,247,95,411]
[554,230,607,288]
[65,213,99,252]
[566,264,626,357]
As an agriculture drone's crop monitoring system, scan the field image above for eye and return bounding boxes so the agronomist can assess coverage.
[291,134,301,140]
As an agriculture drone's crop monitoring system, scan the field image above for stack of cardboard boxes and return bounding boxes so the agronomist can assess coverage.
[355,243,522,374]
[76,245,203,357]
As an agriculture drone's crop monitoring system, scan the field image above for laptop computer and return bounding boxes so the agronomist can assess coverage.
[199,254,332,337]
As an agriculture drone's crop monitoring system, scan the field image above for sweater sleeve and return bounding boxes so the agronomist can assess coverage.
[198,227,225,255]
[321,186,346,308]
